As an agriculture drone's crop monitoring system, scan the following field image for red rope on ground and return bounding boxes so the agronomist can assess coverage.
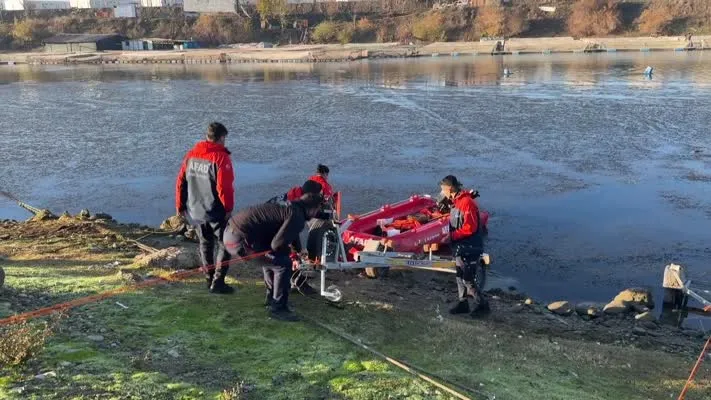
[678,334,711,400]
[0,250,269,327]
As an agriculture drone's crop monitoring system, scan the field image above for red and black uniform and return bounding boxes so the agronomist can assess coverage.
[176,141,235,288]
[176,141,234,223]
[285,186,304,202]
[307,174,333,199]
[305,174,337,261]
[449,190,486,306]
[266,180,323,206]
[450,190,483,248]
[266,186,305,205]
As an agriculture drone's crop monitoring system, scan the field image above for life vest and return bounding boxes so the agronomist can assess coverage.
[449,190,484,249]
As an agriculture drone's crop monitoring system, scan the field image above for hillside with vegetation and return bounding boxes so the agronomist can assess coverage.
[1,0,710,50]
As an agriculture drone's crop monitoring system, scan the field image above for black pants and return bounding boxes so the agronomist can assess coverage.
[453,241,484,304]
[223,229,292,311]
[263,254,292,312]
[196,221,231,284]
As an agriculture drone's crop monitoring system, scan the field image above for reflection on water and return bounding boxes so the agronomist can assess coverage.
[1,52,710,302]
[2,52,711,87]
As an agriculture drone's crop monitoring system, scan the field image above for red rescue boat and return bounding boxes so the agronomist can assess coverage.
[341,194,489,254]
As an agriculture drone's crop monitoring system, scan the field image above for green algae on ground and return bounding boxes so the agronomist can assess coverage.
[0,220,710,400]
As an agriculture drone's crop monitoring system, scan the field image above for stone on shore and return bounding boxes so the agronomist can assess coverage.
[634,311,657,322]
[575,302,602,318]
[58,211,73,221]
[133,246,199,270]
[547,301,573,316]
[603,301,629,314]
[77,209,91,220]
[612,288,654,309]
[161,215,188,233]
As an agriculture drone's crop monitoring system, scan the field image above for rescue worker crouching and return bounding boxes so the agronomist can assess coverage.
[439,175,490,318]
[265,179,323,295]
[176,122,235,295]
[223,193,325,322]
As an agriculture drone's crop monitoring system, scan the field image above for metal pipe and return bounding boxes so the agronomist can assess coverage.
[389,265,457,274]
[303,317,478,400]
[321,233,329,296]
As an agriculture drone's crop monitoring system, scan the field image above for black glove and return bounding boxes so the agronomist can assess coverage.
[437,197,453,214]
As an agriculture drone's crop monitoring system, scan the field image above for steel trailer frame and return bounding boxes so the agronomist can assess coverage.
[298,217,491,302]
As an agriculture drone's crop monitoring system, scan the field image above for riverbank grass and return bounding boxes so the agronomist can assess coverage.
[0,220,709,399]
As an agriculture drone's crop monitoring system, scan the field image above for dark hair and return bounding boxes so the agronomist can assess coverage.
[207,122,228,142]
[439,175,463,190]
[298,192,324,209]
[316,164,330,175]
[301,180,323,195]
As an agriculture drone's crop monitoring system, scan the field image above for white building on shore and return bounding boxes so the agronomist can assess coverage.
[184,0,363,13]
[2,0,70,10]
[140,0,182,7]
[68,0,179,9]
[69,0,119,8]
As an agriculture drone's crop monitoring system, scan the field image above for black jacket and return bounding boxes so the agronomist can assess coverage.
[228,202,312,255]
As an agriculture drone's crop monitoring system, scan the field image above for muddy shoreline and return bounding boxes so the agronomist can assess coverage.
[1,35,710,65]
[1,215,710,399]
[0,215,706,347]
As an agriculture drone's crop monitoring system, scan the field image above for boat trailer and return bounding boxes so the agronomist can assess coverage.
[296,217,491,303]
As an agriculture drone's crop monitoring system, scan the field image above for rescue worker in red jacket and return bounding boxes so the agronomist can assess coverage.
[266,179,323,206]
[308,164,333,200]
[440,175,490,318]
[306,164,338,262]
[176,122,235,294]
[223,193,325,321]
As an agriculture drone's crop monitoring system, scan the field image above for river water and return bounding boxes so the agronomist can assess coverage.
[1,52,710,306]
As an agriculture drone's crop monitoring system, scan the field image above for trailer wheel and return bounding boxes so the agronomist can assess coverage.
[306,219,337,262]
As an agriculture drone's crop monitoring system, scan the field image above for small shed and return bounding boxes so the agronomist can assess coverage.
[44,33,127,53]
[121,38,199,51]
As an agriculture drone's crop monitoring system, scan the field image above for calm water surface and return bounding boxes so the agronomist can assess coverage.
[1,52,710,310]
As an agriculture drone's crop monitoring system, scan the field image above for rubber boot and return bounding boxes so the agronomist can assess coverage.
[210,280,235,294]
[449,300,470,315]
[205,272,214,289]
[470,298,491,318]
[209,267,235,294]
[270,307,299,322]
